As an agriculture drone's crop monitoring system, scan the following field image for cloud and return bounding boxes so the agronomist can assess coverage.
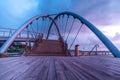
[1,0,120,28]
[99,25,120,38]
[72,0,120,26]
[0,0,39,28]
[0,0,120,50]
[38,0,72,14]
[0,0,73,28]
[112,33,120,40]
[109,32,120,49]
[8,0,39,17]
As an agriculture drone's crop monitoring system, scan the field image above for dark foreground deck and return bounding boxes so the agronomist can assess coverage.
[0,56,120,80]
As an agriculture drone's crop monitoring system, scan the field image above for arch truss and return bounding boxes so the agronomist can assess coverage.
[0,12,120,57]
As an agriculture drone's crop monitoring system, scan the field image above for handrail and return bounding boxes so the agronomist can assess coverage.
[88,44,99,55]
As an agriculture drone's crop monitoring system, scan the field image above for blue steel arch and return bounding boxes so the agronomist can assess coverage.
[0,15,61,53]
[47,11,120,57]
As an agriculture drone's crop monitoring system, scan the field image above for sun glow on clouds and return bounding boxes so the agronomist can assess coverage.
[99,25,120,38]
[98,25,120,50]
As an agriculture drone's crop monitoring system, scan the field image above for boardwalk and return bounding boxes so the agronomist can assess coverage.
[0,56,120,80]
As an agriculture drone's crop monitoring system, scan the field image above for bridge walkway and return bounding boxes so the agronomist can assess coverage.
[26,39,66,56]
[0,56,120,80]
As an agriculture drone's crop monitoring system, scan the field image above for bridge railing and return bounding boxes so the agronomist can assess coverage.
[0,28,41,39]
[0,28,15,37]
[69,50,112,56]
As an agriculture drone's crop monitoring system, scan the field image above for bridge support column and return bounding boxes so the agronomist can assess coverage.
[75,44,80,56]
[25,41,31,54]
[65,43,68,56]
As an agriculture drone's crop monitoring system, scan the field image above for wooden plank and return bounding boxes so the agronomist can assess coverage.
[0,57,38,80]
[47,57,57,80]
[60,58,89,80]
[71,57,120,79]
[55,58,68,80]
[0,56,120,80]
[37,57,50,80]
[11,57,44,80]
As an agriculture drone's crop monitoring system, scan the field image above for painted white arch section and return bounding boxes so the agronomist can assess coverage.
[0,15,59,53]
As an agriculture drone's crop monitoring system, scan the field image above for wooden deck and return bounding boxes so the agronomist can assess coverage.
[0,56,120,80]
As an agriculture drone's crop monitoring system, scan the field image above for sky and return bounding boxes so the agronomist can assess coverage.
[0,0,120,50]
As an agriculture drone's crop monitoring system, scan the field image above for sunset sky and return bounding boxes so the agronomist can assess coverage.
[0,0,120,50]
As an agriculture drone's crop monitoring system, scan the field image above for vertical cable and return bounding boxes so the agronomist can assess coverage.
[41,17,44,34]
[64,15,69,37]
[65,19,75,42]
[69,23,83,50]
[30,24,36,38]
[36,19,39,38]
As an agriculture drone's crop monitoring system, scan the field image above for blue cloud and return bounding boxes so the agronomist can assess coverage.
[0,0,120,28]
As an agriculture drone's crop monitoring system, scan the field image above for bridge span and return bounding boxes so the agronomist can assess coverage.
[0,11,120,80]
[0,11,120,57]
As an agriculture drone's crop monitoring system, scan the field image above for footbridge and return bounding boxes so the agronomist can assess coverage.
[0,28,38,42]
[0,12,120,80]
[0,12,120,57]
